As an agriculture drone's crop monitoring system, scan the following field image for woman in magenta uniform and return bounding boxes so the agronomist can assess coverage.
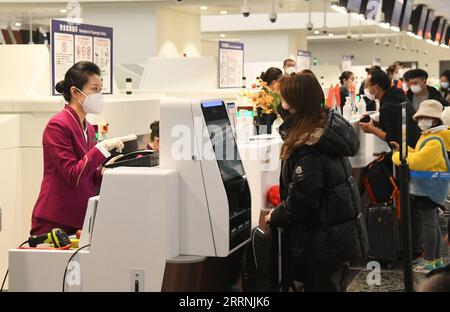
[31,62,130,235]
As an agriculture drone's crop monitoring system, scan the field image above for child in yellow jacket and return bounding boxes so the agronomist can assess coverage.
[392,99,450,273]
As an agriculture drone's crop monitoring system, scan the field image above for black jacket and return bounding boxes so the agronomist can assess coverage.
[339,86,349,114]
[407,85,449,108]
[380,87,421,148]
[271,109,369,265]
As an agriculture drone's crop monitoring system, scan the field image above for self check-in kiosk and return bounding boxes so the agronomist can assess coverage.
[160,99,251,257]
[8,99,251,291]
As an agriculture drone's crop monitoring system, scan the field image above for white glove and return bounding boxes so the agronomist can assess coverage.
[96,134,137,156]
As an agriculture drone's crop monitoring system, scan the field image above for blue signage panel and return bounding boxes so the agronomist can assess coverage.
[51,19,113,95]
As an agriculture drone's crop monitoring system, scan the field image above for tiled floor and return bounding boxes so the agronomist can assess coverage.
[347,268,427,292]
[347,251,450,292]
[346,212,449,292]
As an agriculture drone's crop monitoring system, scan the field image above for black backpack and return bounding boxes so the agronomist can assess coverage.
[363,153,400,218]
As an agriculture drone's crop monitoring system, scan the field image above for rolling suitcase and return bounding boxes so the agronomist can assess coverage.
[242,226,296,292]
[275,227,297,292]
[242,227,274,292]
[366,203,399,266]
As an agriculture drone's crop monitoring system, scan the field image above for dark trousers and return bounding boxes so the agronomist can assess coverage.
[411,196,425,256]
[297,263,350,292]
[415,196,442,261]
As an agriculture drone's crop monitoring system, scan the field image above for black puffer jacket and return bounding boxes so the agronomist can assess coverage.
[271,109,369,265]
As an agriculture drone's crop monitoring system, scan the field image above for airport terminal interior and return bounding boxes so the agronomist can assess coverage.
[1,0,450,293]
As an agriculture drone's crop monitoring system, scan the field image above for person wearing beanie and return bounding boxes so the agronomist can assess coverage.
[392,99,450,273]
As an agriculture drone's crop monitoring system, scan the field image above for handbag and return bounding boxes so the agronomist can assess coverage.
[410,136,450,206]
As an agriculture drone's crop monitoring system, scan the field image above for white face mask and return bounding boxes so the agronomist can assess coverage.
[393,73,401,81]
[441,82,449,90]
[285,66,296,75]
[418,118,434,131]
[410,85,423,94]
[76,88,105,114]
[364,87,376,101]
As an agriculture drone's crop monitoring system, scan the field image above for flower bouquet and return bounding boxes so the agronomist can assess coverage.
[250,80,281,134]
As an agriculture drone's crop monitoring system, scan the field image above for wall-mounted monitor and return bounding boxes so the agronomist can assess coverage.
[441,21,449,45]
[382,0,404,28]
[411,4,428,38]
[364,0,381,20]
[400,0,413,31]
[424,9,435,40]
[12,31,23,44]
[1,29,12,44]
[340,0,363,13]
[446,26,450,46]
[431,16,445,43]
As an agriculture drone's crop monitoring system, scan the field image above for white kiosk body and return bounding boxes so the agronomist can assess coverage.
[8,99,251,291]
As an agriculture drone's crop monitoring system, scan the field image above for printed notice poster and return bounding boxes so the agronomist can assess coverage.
[296,50,311,71]
[51,19,113,95]
[75,35,93,63]
[372,57,381,66]
[341,55,353,72]
[219,41,244,88]
[54,33,74,86]
[94,37,111,94]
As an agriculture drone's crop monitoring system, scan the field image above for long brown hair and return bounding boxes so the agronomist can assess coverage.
[279,73,326,160]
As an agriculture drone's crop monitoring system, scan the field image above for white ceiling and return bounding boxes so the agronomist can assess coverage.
[171,0,450,18]
[1,1,450,30]
[167,0,331,15]
[420,0,450,18]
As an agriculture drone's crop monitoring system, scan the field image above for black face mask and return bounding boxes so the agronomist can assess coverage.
[277,103,290,120]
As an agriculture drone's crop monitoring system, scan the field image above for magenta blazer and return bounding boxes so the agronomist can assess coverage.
[31,105,106,232]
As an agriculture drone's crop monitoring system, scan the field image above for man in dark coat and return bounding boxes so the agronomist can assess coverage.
[359,69,424,260]
[359,70,421,148]
[405,68,449,111]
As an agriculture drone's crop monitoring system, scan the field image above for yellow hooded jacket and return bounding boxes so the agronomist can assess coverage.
[392,126,450,171]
